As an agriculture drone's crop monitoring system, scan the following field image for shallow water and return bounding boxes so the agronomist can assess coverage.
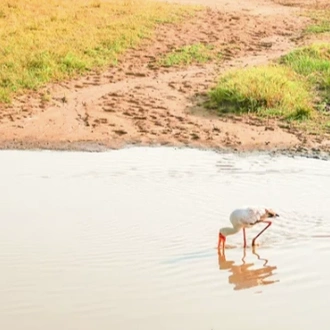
[1,147,330,330]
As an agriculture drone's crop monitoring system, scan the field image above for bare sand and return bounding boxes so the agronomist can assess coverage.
[0,0,329,156]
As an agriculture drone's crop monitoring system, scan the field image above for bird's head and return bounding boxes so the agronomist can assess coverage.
[265,208,279,218]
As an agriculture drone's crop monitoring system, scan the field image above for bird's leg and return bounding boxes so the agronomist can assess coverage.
[218,233,224,251]
[243,228,247,248]
[218,233,226,252]
[241,248,247,263]
[252,221,272,246]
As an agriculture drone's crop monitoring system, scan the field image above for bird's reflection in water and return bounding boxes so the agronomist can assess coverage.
[218,248,279,291]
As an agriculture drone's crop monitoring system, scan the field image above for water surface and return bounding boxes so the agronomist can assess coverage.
[0,147,330,330]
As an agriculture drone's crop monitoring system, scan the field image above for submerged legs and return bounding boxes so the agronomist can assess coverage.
[243,228,247,248]
[252,221,272,246]
[218,233,226,252]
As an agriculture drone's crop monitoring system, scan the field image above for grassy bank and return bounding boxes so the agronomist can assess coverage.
[306,13,330,34]
[208,65,313,120]
[0,0,198,103]
[207,43,330,133]
[304,7,330,34]
[157,43,220,67]
[280,44,330,95]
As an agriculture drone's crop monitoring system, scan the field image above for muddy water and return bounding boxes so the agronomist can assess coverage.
[1,147,330,330]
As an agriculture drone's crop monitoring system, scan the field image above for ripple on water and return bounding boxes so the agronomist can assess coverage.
[0,147,330,330]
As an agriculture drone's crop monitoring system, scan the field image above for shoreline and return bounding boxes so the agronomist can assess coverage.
[1,139,329,161]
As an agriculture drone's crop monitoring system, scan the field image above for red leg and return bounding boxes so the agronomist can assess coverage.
[218,233,225,252]
[243,228,247,248]
[252,221,272,246]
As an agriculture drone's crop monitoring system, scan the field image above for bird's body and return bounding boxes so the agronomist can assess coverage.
[218,206,279,250]
[229,207,272,228]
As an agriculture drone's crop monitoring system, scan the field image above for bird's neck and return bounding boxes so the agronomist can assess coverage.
[220,226,241,236]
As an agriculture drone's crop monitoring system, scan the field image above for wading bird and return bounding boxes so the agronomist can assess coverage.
[218,207,279,250]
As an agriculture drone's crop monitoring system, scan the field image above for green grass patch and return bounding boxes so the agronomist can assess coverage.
[207,65,314,120]
[279,43,330,116]
[0,0,200,103]
[304,9,330,34]
[157,43,219,67]
[279,43,330,91]
[207,43,330,136]
[306,21,330,34]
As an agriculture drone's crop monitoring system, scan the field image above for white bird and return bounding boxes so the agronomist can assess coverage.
[218,207,279,250]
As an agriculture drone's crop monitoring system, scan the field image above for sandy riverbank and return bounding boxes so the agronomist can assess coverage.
[0,0,329,157]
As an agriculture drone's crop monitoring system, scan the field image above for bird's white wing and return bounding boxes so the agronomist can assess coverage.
[232,207,267,226]
[246,207,267,224]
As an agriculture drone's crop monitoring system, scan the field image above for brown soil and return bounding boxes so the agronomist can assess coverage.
[1,0,329,156]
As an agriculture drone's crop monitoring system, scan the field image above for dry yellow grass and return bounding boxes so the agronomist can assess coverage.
[0,0,198,102]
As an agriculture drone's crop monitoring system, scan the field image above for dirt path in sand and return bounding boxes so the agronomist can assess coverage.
[0,0,329,155]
